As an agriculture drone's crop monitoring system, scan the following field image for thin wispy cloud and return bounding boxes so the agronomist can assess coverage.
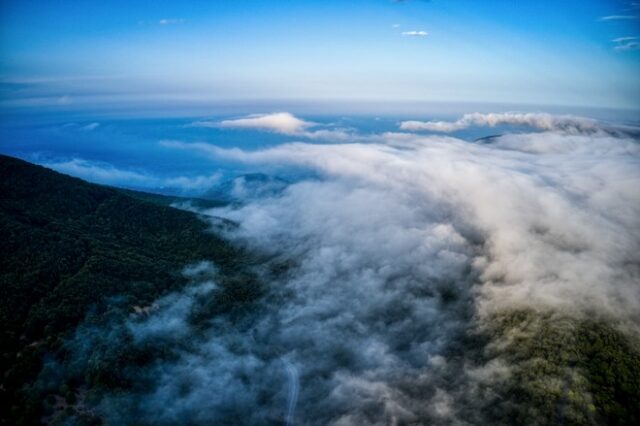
[80,122,100,131]
[159,18,185,25]
[615,40,640,51]
[41,158,220,191]
[598,15,638,21]
[612,36,640,51]
[612,36,638,43]
[401,30,429,37]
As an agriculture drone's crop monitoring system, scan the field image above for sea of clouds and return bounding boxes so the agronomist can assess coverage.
[61,112,640,425]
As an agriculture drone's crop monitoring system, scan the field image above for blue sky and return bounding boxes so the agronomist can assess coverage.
[1,0,640,115]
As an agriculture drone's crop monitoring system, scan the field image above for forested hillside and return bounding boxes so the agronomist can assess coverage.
[0,155,257,424]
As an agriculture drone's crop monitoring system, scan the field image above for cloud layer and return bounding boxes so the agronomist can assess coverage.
[56,113,640,425]
[398,112,627,134]
[204,127,640,319]
[615,39,640,51]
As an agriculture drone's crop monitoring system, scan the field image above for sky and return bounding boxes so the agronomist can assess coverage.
[1,0,640,117]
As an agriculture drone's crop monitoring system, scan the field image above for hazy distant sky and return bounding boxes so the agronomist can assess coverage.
[1,0,639,114]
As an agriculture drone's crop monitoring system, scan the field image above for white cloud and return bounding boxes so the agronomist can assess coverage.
[401,30,429,37]
[193,112,359,142]
[399,112,612,134]
[215,112,314,135]
[197,125,640,319]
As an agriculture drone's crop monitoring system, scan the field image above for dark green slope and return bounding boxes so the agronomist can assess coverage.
[0,154,253,424]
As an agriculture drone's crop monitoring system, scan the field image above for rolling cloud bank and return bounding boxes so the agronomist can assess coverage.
[48,113,640,425]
